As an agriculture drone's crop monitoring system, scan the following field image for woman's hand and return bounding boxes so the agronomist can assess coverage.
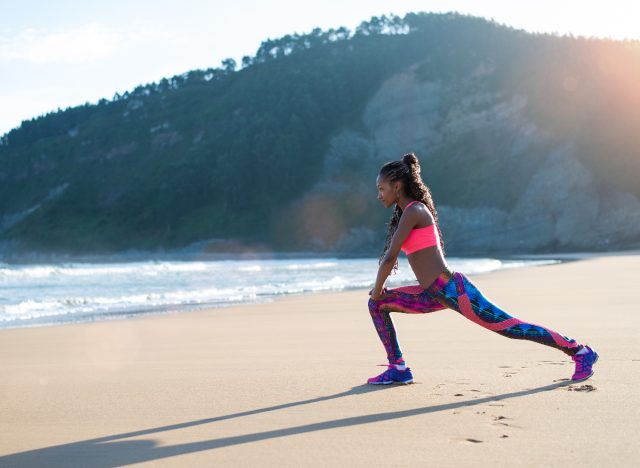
[369,287,387,301]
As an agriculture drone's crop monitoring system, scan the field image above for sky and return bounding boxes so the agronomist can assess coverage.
[2,0,640,136]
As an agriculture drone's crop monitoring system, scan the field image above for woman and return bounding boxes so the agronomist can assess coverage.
[367,153,598,385]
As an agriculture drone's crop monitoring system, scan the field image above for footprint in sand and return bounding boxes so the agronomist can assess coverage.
[490,415,512,428]
[499,366,519,376]
[465,438,483,443]
[450,437,483,444]
[488,415,522,430]
[566,384,596,392]
[470,388,495,396]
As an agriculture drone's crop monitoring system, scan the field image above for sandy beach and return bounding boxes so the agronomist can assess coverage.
[1,254,639,467]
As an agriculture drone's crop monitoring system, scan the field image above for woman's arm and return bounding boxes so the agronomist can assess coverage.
[370,207,417,299]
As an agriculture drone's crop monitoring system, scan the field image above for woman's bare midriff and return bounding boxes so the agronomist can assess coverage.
[407,245,451,289]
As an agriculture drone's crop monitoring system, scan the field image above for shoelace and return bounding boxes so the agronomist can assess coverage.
[371,366,396,381]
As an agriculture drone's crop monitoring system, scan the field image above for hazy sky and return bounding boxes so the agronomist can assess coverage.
[2,0,639,136]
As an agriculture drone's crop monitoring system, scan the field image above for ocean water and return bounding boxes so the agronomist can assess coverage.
[0,256,558,329]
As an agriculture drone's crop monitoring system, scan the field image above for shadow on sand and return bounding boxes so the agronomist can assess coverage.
[1,380,572,467]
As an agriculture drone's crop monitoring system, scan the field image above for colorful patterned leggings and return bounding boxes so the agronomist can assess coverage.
[368,270,583,364]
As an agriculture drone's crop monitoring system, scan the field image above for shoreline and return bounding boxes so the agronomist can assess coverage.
[1,253,639,466]
[2,245,640,265]
[1,255,562,332]
[503,248,640,261]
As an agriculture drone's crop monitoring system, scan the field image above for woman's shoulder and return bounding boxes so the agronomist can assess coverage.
[405,200,434,225]
[405,200,424,210]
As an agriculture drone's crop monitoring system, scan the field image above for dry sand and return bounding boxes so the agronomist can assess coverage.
[1,255,639,467]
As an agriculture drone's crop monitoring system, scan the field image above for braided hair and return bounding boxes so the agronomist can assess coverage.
[378,152,445,274]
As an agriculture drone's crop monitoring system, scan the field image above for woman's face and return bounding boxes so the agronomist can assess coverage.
[376,175,399,208]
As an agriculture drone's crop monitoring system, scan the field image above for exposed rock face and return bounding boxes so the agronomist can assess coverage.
[362,71,444,160]
[507,146,640,251]
[318,69,640,254]
[428,146,640,253]
[322,130,375,181]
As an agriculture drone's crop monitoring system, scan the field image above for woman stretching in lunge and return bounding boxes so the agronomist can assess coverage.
[367,153,598,385]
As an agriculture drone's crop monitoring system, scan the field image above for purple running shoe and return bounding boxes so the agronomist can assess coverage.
[571,346,599,381]
[367,364,414,385]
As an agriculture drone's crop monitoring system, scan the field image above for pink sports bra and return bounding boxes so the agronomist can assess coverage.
[400,200,440,254]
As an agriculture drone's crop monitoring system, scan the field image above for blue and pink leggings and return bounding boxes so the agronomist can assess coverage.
[368,270,583,365]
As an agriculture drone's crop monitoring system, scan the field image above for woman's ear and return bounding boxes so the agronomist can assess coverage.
[393,181,402,195]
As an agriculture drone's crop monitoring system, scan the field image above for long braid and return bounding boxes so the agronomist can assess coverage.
[378,152,445,274]
[378,205,403,273]
[403,153,445,254]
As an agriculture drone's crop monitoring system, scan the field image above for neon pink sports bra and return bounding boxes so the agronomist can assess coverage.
[400,200,440,254]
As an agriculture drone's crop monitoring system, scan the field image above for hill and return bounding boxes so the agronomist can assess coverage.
[1,12,640,258]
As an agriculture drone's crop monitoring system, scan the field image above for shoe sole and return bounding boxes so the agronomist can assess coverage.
[571,352,599,382]
[571,371,594,382]
[367,379,413,385]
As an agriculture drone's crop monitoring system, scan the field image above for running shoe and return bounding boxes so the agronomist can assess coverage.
[367,364,414,385]
[571,346,599,381]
